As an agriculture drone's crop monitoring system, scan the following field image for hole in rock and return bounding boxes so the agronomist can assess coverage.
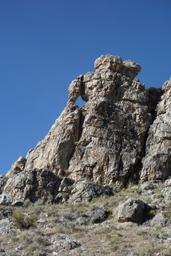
[75,96,86,108]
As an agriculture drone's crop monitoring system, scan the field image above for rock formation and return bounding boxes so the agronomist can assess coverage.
[1,54,171,205]
[141,80,171,181]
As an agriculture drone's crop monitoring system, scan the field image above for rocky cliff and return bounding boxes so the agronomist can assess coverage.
[1,54,171,205]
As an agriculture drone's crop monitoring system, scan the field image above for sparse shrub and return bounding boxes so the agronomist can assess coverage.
[148,208,157,220]
[155,188,165,199]
[35,235,51,247]
[25,243,46,256]
[12,209,37,229]
[164,203,171,219]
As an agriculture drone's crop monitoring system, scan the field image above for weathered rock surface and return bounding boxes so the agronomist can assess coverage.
[138,181,158,192]
[150,212,167,227]
[141,80,171,181]
[0,193,12,205]
[75,207,109,225]
[0,176,7,194]
[61,206,109,226]
[6,157,27,178]
[22,55,156,186]
[68,180,113,203]
[2,169,113,204]
[1,54,171,204]
[3,169,62,204]
[0,207,12,220]
[67,56,153,184]
[0,218,10,234]
[117,198,151,223]
[62,236,81,250]
[162,187,171,202]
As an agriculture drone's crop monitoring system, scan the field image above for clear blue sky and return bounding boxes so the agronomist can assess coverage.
[0,0,170,174]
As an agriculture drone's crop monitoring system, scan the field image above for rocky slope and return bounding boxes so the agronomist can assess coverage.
[1,179,171,256]
[1,54,171,256]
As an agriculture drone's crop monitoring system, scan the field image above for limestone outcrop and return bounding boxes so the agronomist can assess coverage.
[141,80,171,181]
[22,55,156,184]
[1,54,171,204]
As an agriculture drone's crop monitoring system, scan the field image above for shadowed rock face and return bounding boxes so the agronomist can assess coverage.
[141,80,171,181]
[2,54,171,204]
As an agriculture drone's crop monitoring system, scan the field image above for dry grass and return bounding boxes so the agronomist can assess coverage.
[164,202,171,219]
[2,182,171,255]
[12,208,37,229]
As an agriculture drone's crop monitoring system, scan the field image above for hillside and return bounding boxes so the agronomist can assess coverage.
[0,55,171,256]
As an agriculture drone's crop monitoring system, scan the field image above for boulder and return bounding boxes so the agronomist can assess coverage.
[117,198,151,223]
[139,181,158,192]
[150,212,167,227]
[162,187,171,202]
[0,218,10,234]
[89,207,109,224]
[63,236,81,250]
[164,178,171,187]
[69,180,113,203]
[50,235,81,253]
[76,207,109,225]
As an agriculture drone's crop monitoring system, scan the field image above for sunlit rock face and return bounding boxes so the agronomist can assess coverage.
[3,54,171,204]
[67,55,152,184]
[22,55,157,184]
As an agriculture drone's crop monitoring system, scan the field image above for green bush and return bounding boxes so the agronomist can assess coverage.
[12,209,37,229]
